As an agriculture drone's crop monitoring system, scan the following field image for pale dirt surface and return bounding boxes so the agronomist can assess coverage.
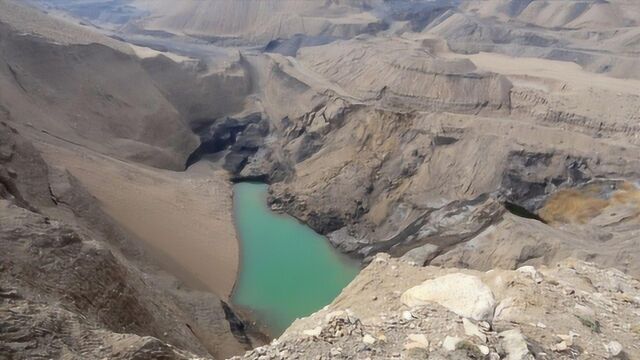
[0,0,131,52]
[132,0,383,43]
[234,255,640,359]
[0,5,252,356]
[37,139,239,299]
[0,122,253,359]
[449,51,640,95]
[1,0,243,300]
[129,43,195,63]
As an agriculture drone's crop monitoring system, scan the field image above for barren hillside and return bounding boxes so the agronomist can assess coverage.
[2,0,640,359]
[1,1,260,358]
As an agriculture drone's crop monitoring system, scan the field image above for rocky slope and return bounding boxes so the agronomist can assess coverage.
[131,0,386,46]
[0,1,261,358]
[0,2,196,170]
[448,0,640,79]
[251,38,640,278]
[30,0,640,79]
[232,254,640,359]
[296,37,512,114]
[0,121,253,359]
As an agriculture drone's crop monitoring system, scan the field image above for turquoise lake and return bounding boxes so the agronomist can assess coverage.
[231,182,360,336]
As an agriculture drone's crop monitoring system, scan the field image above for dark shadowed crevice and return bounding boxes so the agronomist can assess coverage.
[230,174,269,184]
[220,301,254,347]
[432,135,458,146]
[503,201,546,223]
[184,114,267,170]
[185,124,246,168]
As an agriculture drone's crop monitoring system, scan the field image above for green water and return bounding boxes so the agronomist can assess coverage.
[232,182,360,336]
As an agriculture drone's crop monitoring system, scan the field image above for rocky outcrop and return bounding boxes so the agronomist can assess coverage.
[268,98,639,268]
[0,201,205,359]
[400,243,439,266]
[232,255,640,359]
[0,121,54,211]
[432,179,640,277]
[1,297,202,360]
[140,52,252,129]
[116,0,387,46]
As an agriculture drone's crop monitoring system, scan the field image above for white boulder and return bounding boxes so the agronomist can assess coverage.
[607,341,623,357]
[401,273,496,321]
[442,336,462,351]
[499,329,533,360]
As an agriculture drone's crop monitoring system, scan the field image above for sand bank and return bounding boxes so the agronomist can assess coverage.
[38,141,239,299]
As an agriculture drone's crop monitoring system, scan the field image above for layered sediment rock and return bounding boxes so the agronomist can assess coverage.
[297,37,512,114]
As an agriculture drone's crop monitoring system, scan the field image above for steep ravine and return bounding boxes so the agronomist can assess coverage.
[0,121,249,359]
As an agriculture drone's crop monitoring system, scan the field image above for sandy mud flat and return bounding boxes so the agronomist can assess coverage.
[38,140,239,298]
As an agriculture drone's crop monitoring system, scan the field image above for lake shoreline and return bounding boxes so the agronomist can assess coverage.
[231,182,360,335]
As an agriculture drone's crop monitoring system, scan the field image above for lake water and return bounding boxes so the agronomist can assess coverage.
[232,182,360,336]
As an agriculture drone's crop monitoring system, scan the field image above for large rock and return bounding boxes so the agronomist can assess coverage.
[400,244,439,266]
[499,329,533,360]
[401,273,496,321]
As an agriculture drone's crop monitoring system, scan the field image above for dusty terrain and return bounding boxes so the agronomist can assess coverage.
[0,0,256,358]
[233,254,640,359]
[0,121,253,359]
[37,139,238,298]
[0,0,253,299]
[2,0,640,359]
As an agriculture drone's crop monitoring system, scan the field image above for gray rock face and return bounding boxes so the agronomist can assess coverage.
[268,92,640,277]
[0,200,208,359]
[401,243,440,266]
[0,122,54,211]
[1,297,199,360]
